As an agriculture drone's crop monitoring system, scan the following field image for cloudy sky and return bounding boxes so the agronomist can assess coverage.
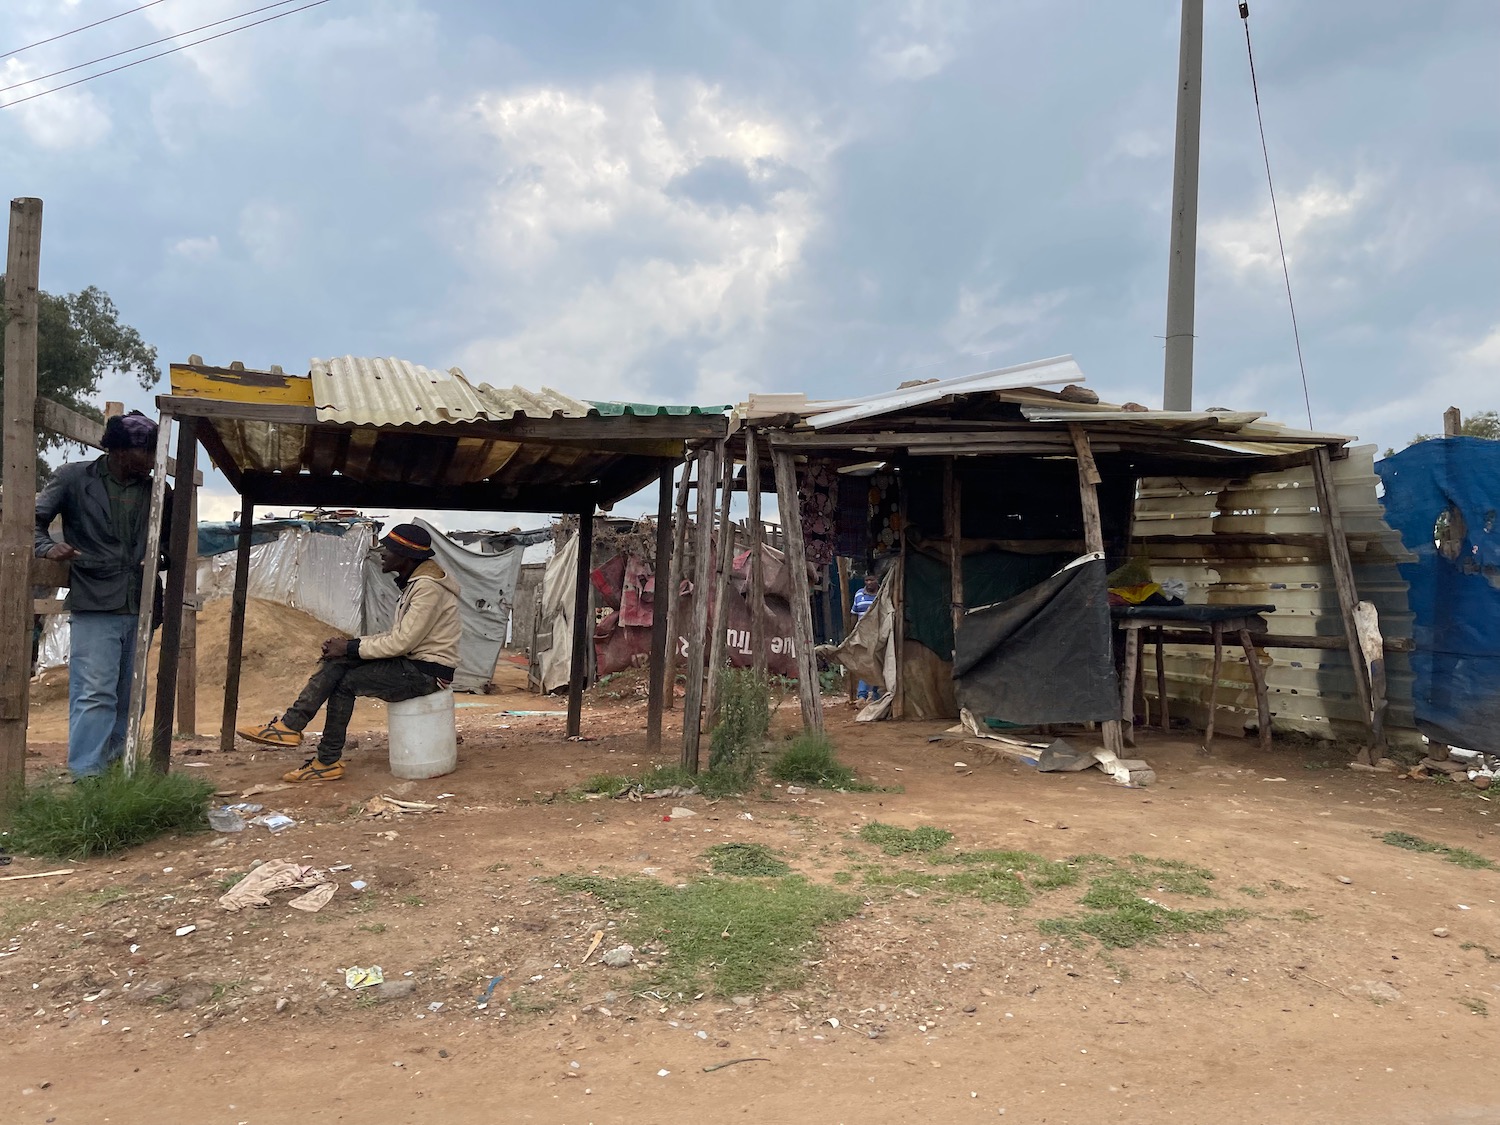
[3,0,1497,530]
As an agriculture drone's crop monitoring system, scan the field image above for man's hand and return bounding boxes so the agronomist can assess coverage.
[320,637,352,660]
[45,543,80,561]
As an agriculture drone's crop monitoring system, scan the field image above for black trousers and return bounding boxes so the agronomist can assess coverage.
[283,656,440,763]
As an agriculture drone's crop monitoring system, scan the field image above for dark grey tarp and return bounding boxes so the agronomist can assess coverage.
[953,558,1119,726]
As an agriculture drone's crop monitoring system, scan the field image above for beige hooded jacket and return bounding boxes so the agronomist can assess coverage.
[357,559,462,669]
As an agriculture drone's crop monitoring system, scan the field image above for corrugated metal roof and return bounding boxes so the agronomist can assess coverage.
[588,400,728,417]
[310,356,595,426]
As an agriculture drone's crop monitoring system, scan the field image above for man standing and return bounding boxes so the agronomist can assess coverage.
[237,524,461,782]
[33,411,168,778]
[852,572,882,702]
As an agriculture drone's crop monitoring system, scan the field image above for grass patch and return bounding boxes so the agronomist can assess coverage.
[4,767,214,859]
[1037,855,1243,949]
[858,822,953,855]
[708,670,771,782]
[550,873,860,997]
[1286,908,1320,922]
[579,762,748,800]
[769,734,873,790]
[1237,885,1267,898]
[1382,831,1496,870]
[358,923,387,934]
[857,849,1090,907]
[705,843,791,877]
[1460,996,1489,1017]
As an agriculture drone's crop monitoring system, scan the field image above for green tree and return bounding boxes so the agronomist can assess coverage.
[1385,411,1500,458]
[0,284,159,479]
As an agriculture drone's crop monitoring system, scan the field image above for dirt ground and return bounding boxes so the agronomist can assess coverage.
[5,606,1500,1124]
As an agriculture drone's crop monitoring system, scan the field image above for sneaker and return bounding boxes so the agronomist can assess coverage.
[282,758,345,783]
[236,718,303,748]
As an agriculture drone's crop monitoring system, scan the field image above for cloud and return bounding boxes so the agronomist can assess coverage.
[1203,177,1372,279]
[941,284,1071,357]
[169,235,221,262]
[864,0,969,82]
[449,76,831,402]
[238,201,300,269]
[0,58,110,149]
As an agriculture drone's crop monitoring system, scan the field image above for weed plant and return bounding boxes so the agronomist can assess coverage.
[770,734,871,789]
[5,767,214,859]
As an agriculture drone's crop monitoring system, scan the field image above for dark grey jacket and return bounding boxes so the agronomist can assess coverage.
[34,455,171,615]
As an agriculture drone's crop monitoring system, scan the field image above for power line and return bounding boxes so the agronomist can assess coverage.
[2,1,304,96]
[1,1,168,61]
[0,0,332,111]
[1238,2,1314,431]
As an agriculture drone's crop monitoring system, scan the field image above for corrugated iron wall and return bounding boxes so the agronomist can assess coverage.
[1133,445,1420,748]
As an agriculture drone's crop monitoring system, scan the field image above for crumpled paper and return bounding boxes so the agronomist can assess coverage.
[218,861,329,912]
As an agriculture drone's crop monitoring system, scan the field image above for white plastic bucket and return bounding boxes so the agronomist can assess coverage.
[387,689,457,779]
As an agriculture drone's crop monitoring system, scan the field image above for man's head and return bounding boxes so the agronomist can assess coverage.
[378,523,435,575]
[863,574,879,592]
[100,411,158,481]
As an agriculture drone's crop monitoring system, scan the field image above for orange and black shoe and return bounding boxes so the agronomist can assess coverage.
[282,757,345,783]
[236,717,303,748]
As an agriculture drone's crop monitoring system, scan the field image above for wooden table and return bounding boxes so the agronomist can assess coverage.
[1112,605,1276,753]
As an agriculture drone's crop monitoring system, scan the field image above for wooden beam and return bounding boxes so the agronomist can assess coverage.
[645,468,675,751]
[566,506,595,739]
[893,473,908,720]
[1239,628,1273,752]
[218,503,254,753]
[1069,425,1124,755]
[681,444,718,770]
[175,463,199,737]
[1443,406,1462,437]
[1148,629,1411,653]
[239,471,605,514]
[771,448,824,735]
[149,416,197,771]
[944,458,963,640]
[1311,446,1380,762]
[662,454,694,711]
[746,428,768,681]
[1,197,42,809]
[122,412,174,773]
[703,443,735,726]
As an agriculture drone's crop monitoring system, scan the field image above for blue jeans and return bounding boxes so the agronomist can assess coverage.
[68,612,138,777]
[857,681,882,701]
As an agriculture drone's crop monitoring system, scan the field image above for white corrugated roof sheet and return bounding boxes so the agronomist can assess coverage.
[309,356,595,426]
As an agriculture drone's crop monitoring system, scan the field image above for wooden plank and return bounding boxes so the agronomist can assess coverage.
[944,458,963,639]
[31,598,64,615]
[149,416,198,772]
[1311,446,1379,762]
[1121,628,1140,748]
[1443,407,1462,437]
[1,197,42,806]
[680,445,718,769]
[771,448,824,734]
[1150,629,1412,653]
[218,503,254,753]
[168,363,314,405]
[122,411,174,773]
[1069,424,1123,754]
[566,506,595,739]
[703,443,736,726]
[894,474,908,720]
[838,555,856,702]
[176,480,198,736]
[1155,627,1170,732]
[746,429,768,681]
[1203,623,1224,753]
[1239,628,1272,752]
[645,467,674,751]
[662,454,694,711]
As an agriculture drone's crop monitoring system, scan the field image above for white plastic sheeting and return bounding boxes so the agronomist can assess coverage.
[197,525,373,635]
[361,518,526,694]
[534,531,578,693]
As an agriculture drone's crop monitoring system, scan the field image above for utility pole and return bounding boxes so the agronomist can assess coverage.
[1162,0,1204,411]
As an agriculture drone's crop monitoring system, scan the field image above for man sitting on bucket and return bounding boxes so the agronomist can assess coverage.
[237,523,461,782]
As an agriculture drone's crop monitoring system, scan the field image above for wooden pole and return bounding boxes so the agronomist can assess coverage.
[0,197,42,809]
[1203,623,1224,753]
[121,413,174,772]
[149,417,197,772]
[175,473,199,736]
[1155,626,1171,732]
[771,446,824,734]
[645,466,674,751]
[1310,446,1380,762]
[838,556,856,702]
[1239,628,1273,752]
[218,502,254,752]
[1069,424,1125,756]
[1120,627,1140,749]
[745,429,768,681]
[681,444,718,769]
[662,453,694,711]
[565,505,595,738]
[703,442,736,725]
[944,458,963,640]
[1443,407,1462,438]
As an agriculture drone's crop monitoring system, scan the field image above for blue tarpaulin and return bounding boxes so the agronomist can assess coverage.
[1376,438,1500,751]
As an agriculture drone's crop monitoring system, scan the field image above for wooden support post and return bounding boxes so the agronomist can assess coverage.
[662,453,694,711]
[149,417,198,771]
[218,503,254,752]
[1155,626,1170,732]
[838,556,856,702]
[645,467,674,751]
[175,477,198,736]
[1239,628,1272,752]
[122,412,174,773]
[944,458,963,640]
[893,473,908,719]
[1443,406,1462,438]
[0,197,42,809]
[1310,446,1380,762]
[1069,424,1124,755]
[772,447,824,734]
[746,429,767,681]
[703,442,735,725]
[1120,627,1140,748]
[681,445,718,770]
[1203,623,1224,753]
[566,505,595,739]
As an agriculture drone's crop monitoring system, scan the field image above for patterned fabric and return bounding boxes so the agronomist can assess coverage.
[797,460,839,569]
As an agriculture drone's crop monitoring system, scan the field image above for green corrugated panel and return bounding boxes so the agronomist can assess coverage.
[587,400,729,416]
